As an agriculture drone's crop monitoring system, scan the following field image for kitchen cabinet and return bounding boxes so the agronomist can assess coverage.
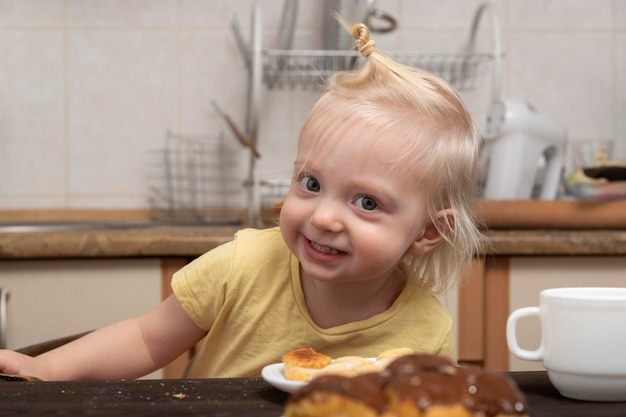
[458,256,626,372]
[0,258,163,378]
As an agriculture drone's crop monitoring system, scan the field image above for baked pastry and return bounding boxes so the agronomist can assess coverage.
[282,347,332,382]
[284,353,528,417]
[281,347,414,381]
[377,347,416,361]
[471,370,530,417]
[334,355,375,368]
[284,372,395,417]
[313,356,371,378]
[383,358,473,417]
[375,347,416,369]
[383,355,527,417]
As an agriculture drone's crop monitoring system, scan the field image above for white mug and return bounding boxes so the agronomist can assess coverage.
[507,287,626,401]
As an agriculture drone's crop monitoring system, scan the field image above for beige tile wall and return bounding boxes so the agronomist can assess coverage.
[0,0,624,209]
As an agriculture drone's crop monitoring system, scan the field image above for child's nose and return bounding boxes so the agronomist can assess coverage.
[310,197,344,232]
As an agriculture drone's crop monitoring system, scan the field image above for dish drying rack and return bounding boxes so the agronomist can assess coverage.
[262,49,492,91]
[233,2,502,225]
[235,2,502,92]
[147,131,247,225]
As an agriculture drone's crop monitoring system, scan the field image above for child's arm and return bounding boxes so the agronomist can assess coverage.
[0,294,206,380]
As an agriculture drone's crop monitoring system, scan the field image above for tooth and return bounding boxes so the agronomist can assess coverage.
[311,241,338,254]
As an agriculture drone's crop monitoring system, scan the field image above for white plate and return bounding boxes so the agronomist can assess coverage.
[261,358,379,394]
[261,363,306,393]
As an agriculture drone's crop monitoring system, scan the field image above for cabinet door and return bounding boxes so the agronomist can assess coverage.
[509,256,626,371]
[0,259,161,376]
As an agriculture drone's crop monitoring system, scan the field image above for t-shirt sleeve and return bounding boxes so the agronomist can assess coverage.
[171,239,236,330]
[435,322,457,363]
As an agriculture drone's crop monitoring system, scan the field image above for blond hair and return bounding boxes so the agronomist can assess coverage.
[299,22,484,292]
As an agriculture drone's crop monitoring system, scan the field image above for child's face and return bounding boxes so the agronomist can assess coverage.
[280,113,433,285]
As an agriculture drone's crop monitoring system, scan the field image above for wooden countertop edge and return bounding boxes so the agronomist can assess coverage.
[0,209,154,222]
[0,228,625,259]
[473,200,626,229]
[483,230,626,256]
[0,227,237,260]
[2,200,625,229]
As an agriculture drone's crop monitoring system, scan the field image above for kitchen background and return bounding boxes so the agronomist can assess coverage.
[0,0,624,212]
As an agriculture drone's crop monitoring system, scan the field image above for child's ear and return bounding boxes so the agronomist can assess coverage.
[407,209,454,256]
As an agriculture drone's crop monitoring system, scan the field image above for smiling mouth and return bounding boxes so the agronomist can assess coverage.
[309,239,343,255]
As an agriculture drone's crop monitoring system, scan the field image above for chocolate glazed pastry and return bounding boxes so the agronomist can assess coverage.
[384,355,528,417]
[284,354,528,417]
[285,373,394,417]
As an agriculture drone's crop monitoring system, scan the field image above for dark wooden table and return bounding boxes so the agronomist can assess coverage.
[0,372,625,416]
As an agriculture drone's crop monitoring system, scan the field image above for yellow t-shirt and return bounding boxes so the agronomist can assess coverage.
[172,227,455,378]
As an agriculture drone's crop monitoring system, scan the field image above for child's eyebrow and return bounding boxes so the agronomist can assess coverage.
[293,155,315,172]
[292,160,306,171]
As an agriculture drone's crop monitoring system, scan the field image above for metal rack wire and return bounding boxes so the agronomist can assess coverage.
[147,131,246,225]
[262,49,494,91]
[233,2,501,92]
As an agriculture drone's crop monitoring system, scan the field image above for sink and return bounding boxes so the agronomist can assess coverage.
[0,221,154,233]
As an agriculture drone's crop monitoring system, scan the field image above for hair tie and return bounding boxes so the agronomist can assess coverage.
[352,23,375,57]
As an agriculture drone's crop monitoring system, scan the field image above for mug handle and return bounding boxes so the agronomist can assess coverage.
[506,306,543,361]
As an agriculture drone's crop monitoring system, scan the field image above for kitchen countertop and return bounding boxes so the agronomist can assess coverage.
[0,224,238,260]
[1,372,624,417]
[0,225,625,260]
[0,201,625,260]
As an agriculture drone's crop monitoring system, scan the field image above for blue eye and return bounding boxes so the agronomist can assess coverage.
[300,175,320,192]
[355,195,378,211]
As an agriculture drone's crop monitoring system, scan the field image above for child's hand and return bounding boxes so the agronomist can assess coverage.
[0,349,51,380]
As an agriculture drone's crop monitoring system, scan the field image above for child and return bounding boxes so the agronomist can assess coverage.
[0,22,482,380]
